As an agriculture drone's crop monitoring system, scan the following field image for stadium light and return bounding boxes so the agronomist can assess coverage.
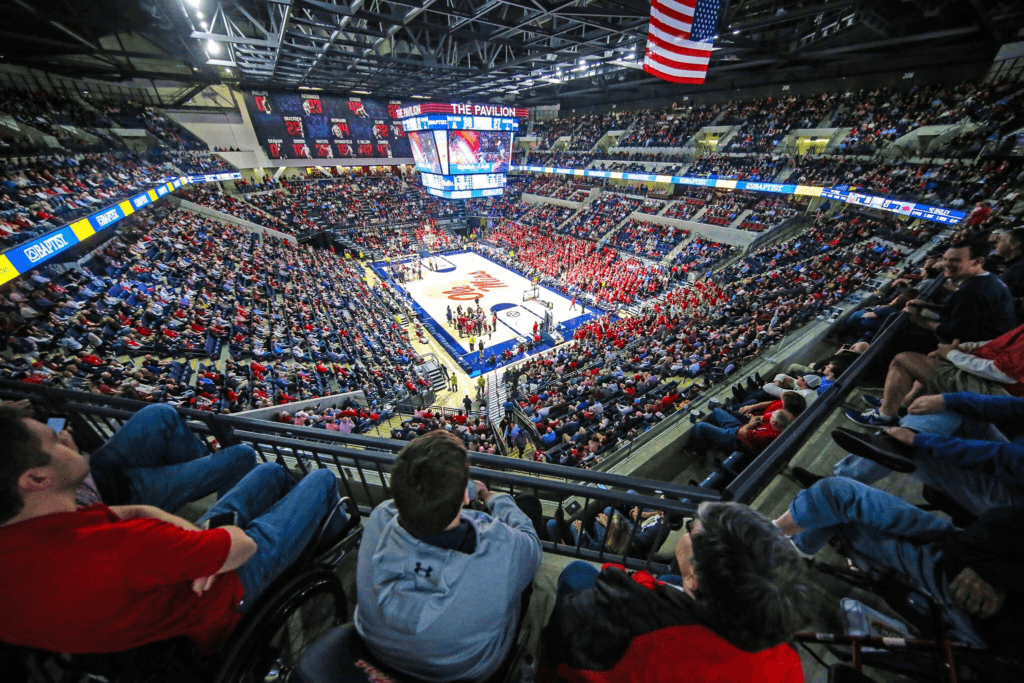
[186,0,201,6]
[196,11,203,19]
[207,39,221,55]
[201,20,208,29]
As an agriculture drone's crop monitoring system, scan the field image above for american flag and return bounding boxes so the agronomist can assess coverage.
[643,0,721,84]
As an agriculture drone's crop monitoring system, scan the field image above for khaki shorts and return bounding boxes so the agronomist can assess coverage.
[925,362,1012,397]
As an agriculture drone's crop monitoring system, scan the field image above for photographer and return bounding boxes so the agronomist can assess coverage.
[354,431,542,682]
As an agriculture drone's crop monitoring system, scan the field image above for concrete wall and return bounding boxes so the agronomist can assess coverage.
[520,192,584,210]
[631,212,759,247]
[237,391,366,420]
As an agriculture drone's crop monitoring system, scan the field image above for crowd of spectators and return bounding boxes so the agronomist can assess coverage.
[523,176,594,200]
[663,190,714,221]
[532,118,578,150]
[637,198,666,215]
[605,219,689,260]
[697,189,758,227]
[1,206,431,411]
[565,111,634,151]
[719,94,836,153]
[619,103,719,147]
[685,153,786,181]
[831,79,1024,156]
[484,221,670,307]
[559,192,643,240]
[99,100,209,151]
[741,196,802,231]
[1,150,231,249]
[670,236,739,279]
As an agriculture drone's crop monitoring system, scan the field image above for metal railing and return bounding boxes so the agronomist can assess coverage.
[0,380,718,573]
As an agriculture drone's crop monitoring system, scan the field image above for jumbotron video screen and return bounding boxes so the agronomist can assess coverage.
[397,102,527,199]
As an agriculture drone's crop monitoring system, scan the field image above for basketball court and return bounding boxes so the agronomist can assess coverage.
[375,251,596,373]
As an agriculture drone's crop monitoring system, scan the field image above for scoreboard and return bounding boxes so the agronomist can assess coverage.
[398,102,527,200]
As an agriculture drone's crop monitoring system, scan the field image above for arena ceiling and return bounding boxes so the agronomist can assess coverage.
[0,0,1022,107]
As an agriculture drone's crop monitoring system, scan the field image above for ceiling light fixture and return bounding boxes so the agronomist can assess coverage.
[206,39,221,55]
[196,11,204,19]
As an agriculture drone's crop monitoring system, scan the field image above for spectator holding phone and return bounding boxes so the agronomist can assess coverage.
[0,405,343,655]
[355,430,542,682]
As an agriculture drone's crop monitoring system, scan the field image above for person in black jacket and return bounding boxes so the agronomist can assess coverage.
[905,241,1015,347]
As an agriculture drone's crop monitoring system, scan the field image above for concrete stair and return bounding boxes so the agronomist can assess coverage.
[728,209,754,230]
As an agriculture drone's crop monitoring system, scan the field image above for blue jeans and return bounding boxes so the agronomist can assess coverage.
[832,411,1016,515]
[557,561,601,601]
[689,409,741,454]
[196,463,341,612]
[788,477,984,647]
[90,404,256,512]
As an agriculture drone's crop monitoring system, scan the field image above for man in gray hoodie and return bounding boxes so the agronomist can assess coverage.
[355,430,543,682]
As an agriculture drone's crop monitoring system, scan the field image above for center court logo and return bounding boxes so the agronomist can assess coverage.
[442,270,508,300]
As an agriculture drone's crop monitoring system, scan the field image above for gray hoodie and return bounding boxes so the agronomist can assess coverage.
[354,494,542,682]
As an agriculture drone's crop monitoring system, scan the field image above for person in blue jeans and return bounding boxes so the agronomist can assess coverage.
[80,403,256,512]
[828,393,1024,516]
[0,405,343,655]
[775,477,1024,654]
[194,463,342,611]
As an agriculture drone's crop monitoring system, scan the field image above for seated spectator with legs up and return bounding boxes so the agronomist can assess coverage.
[0,405,342,655]
[75,402,256,511]
[799,390,1024,521]
[542,502,812,682]
[355,430,542,682]
[848,322,1024,428]
[775,478,1024,656]
[687,391,806,457]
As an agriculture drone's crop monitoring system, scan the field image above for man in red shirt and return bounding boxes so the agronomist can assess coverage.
[686,392,806,456]
[0,406,341,656]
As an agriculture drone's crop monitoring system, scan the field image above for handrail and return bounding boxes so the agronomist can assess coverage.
[0,377,719,572]
[724,276,946,504]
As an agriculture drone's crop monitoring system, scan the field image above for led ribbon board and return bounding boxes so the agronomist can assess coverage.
[0,172,242,285]
[511,165,966,225]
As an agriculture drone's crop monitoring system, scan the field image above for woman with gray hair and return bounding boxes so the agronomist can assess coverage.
[541,501,812,682]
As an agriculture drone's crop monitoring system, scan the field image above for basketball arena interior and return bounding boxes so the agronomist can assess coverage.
[2,0,1024,681]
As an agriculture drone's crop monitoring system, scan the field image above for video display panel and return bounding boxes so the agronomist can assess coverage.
[243,91,412,160]
[447,131,513,174]
[408,131,441,174]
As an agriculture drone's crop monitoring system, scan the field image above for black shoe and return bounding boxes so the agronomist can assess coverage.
[732,385,745,401]
[745,376,758,391]
[921,486,977,528]
[791,466,824,489]
[754,372,764,386]
[830,427,917,473]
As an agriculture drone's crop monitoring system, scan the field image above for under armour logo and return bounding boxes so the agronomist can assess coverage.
[413,562,433,578]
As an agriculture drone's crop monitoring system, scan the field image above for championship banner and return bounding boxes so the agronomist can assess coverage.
[511,165,966,225]
[0,172,242,286]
